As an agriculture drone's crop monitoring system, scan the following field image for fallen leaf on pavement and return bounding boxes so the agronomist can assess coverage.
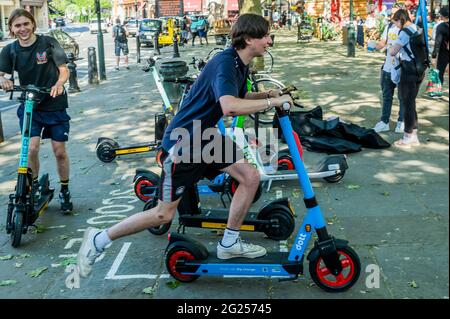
[61,257,77,266]
[408,280,418,288]
[59,235,69,240]
[166,281,181,289]
[17,253,31,259]
[27,266,48,278]
[0,255,13,261]
[0,280,18,286]
[14,263,23,268]
[347,184,360,190]
[142,287,155,295]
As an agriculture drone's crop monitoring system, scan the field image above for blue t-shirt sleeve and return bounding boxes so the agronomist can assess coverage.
[212,59,240,101]
[394,30,410,47]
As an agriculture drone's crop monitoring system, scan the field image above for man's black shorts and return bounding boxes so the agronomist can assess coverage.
[17,106,71,142]
[158,135,244,202]
[115,42,129,56]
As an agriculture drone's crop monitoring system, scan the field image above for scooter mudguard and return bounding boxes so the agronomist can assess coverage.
[306,237,349,275]
[166,232,209,260]
[313,154,348,173]
[133,169,157,182]
[257,197,291,218]
[96,137,119,149]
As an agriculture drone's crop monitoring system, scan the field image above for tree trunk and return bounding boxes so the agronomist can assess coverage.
[238,0,265,71]
[239,0,262,14]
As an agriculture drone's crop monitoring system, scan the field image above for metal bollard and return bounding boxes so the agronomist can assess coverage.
[172,31,180,58]
[67,53,81,93]
[136,35,141,63]
[153,32,161,55]
[0,112,4,144]
[88,47,99,85]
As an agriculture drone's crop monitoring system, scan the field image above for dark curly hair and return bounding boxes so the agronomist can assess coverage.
[231,14,270,50]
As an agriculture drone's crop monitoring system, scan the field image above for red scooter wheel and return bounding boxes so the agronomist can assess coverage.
[166,247,199,283]
[309,246,361,293]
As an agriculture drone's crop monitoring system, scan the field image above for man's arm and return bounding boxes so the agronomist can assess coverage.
[50,64,69,97]
[220,94,292,117]
[245,89,281,100]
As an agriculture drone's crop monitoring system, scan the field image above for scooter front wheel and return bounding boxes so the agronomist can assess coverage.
[96,139,118,163]
[11,210,25,248]
[166,247,199,283]
[309,245,361,293]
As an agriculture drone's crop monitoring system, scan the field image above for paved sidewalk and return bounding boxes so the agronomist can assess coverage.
[0,30,448,299]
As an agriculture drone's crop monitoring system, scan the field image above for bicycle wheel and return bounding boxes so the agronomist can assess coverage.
[263,50,274,74]
[206,47,223,62]
[250,78,285,125]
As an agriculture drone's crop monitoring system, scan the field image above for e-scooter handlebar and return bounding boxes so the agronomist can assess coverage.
[8,85,51,94]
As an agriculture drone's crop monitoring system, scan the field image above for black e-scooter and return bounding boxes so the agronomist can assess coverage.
[5,86,55,247]
[164,103,361,292]
[144,184,295,241]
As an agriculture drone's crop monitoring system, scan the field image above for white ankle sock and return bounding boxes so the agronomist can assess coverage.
[220,228,239,247]
[93,230,112,251]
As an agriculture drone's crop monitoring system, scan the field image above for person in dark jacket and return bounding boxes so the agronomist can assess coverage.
[431,6,449,85]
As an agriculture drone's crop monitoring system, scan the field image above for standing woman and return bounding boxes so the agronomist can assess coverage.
[432,6,449,86]
[390,9,423,147]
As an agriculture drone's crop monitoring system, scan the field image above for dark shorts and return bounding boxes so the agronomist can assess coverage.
[115,42,129,56]
[158,136,243,202]
[17,106,71,142]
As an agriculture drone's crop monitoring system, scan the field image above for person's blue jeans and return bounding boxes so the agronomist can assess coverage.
[380,70,404,124]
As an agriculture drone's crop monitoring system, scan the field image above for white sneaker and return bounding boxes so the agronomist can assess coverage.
[77,227,103,277]
[217,238,267,259]
[395,121,405,134]
[373,121,390,133]
[394,134,420,148]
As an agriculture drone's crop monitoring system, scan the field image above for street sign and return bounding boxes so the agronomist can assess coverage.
[156,0,184,17]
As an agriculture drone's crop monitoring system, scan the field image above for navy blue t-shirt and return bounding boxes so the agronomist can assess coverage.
[162,47,249,152]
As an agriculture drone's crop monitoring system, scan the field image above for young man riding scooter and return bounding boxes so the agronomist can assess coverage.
[77,13,293,277]
[0,9,73,213]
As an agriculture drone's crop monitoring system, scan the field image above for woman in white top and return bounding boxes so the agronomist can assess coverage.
[389,9,423,147]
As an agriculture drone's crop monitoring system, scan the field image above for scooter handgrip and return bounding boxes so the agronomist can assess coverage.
[282,102,291,111]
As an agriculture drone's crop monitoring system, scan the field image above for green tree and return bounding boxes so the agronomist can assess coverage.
[238,0,262,14]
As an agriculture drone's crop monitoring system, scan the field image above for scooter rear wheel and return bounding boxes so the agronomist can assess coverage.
[166,247,199,283]
[96,140,118,163]
[260,205,295,240]
[11,210,25,248]
[324,173,344,183]
[309,245,361,293]
[277,155,294,171]
[134,173,160,202]
[144,198,172,235]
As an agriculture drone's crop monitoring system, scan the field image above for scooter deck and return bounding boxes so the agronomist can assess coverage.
[35,189,54,217]
[179,208,268,231]
[178,251,303,277]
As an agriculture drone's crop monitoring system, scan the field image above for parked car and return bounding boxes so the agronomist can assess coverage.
[54,17,66,27]
[89,19,108,34]
[124,19,139,37]
[42,29,80,60]
[138,19,162,46]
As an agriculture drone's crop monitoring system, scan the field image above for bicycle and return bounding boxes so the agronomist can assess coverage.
[5,85,55,247]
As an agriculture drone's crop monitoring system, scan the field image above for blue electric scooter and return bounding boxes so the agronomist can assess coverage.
[5,85,55,247]
[164,103,361,292]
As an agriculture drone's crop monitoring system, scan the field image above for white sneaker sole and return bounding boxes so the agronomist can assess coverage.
[77,228,97,277]
[217,249,267,260]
